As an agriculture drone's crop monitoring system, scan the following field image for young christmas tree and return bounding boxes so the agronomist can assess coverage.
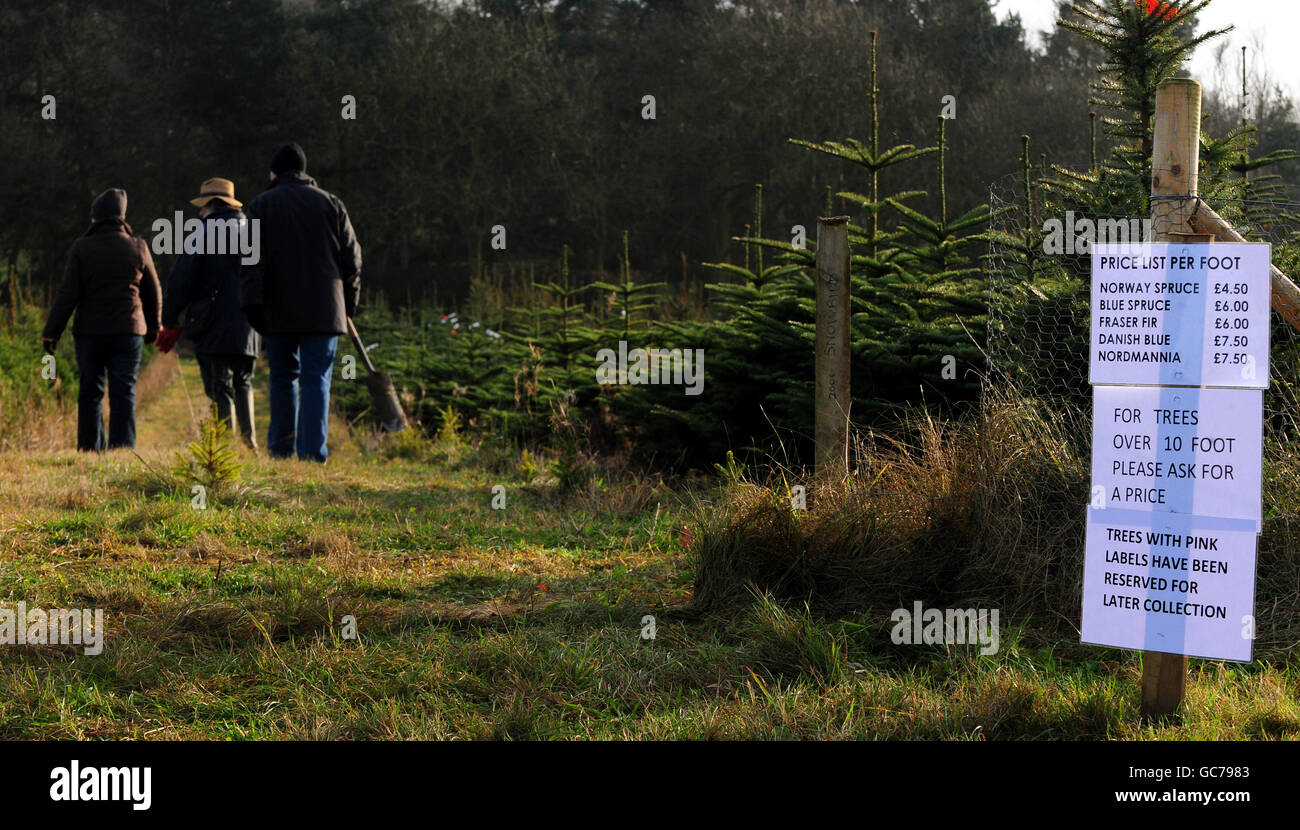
[1054,0,1228,213]
[629,32,998,467]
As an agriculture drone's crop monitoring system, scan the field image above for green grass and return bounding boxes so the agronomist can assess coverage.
[0,361,1297,740]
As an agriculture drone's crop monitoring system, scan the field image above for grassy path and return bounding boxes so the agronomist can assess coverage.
[0,356,1297,738]
[135,351,222,449]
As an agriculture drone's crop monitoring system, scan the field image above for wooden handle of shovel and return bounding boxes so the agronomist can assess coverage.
[346,317,379,375]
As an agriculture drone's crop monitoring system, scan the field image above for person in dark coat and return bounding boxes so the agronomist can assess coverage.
[157,178,261,449]
[240,143,361,462]
[42,188,161,451]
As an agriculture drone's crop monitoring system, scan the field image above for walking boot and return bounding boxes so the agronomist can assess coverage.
[235,387,258,451]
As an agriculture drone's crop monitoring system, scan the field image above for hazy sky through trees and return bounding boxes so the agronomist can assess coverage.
[995,0,1300,102]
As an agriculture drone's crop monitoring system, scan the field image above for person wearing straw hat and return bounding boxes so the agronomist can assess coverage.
[240,143,361,463]
[157,177,261,449]
[42,187,161,451]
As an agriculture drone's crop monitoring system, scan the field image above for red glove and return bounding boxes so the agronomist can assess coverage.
[156,327,183,354]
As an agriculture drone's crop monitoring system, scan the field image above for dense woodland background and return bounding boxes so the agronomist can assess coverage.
[4,0,1296,298]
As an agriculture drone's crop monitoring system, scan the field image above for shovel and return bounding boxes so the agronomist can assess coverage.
[346,317,408,432]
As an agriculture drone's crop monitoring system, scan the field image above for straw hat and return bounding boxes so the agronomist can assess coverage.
[189,177,242,210]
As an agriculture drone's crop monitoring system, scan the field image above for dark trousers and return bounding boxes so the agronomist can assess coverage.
[265,334,338,462]
[196,353,257,448]
[74,334,142,451]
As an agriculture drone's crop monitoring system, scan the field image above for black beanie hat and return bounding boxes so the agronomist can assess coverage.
[90,188,127,221]
[271,143,307,175]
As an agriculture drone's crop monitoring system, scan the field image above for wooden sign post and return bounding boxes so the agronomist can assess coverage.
[815,216,852,478]
[1139,78,1203,720]
[1085,77,1300,724]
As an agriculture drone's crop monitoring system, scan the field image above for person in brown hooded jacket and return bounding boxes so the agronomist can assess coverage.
[42,188,162,451]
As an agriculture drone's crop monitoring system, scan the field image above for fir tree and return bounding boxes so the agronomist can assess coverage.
[592,231,665,345]
[1058,0,1227,204]
[173,418,241,496]
[630,32,999,465]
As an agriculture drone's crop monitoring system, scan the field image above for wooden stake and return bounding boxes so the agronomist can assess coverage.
[1141,650,1188,721]
[1141,78,1203,721]
[815,216,851,478]
[1150,79,1201,240]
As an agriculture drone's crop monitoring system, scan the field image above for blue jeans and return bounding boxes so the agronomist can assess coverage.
[74,334,142,451]
[265,334,338,462]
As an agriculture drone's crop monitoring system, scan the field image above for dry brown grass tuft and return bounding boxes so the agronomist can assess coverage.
[284,529,357,561]
[186,532,232,562]
[56,475,97,510]
[692,393,1091,625]
[0,392,74,451]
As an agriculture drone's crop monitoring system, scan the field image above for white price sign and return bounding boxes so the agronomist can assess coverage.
[1081,509,1258,661]
[1090,243,1271,388]
[1091,385,1263,528]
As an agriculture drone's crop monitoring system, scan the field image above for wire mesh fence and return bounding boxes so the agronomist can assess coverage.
[985,171,1300,454]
